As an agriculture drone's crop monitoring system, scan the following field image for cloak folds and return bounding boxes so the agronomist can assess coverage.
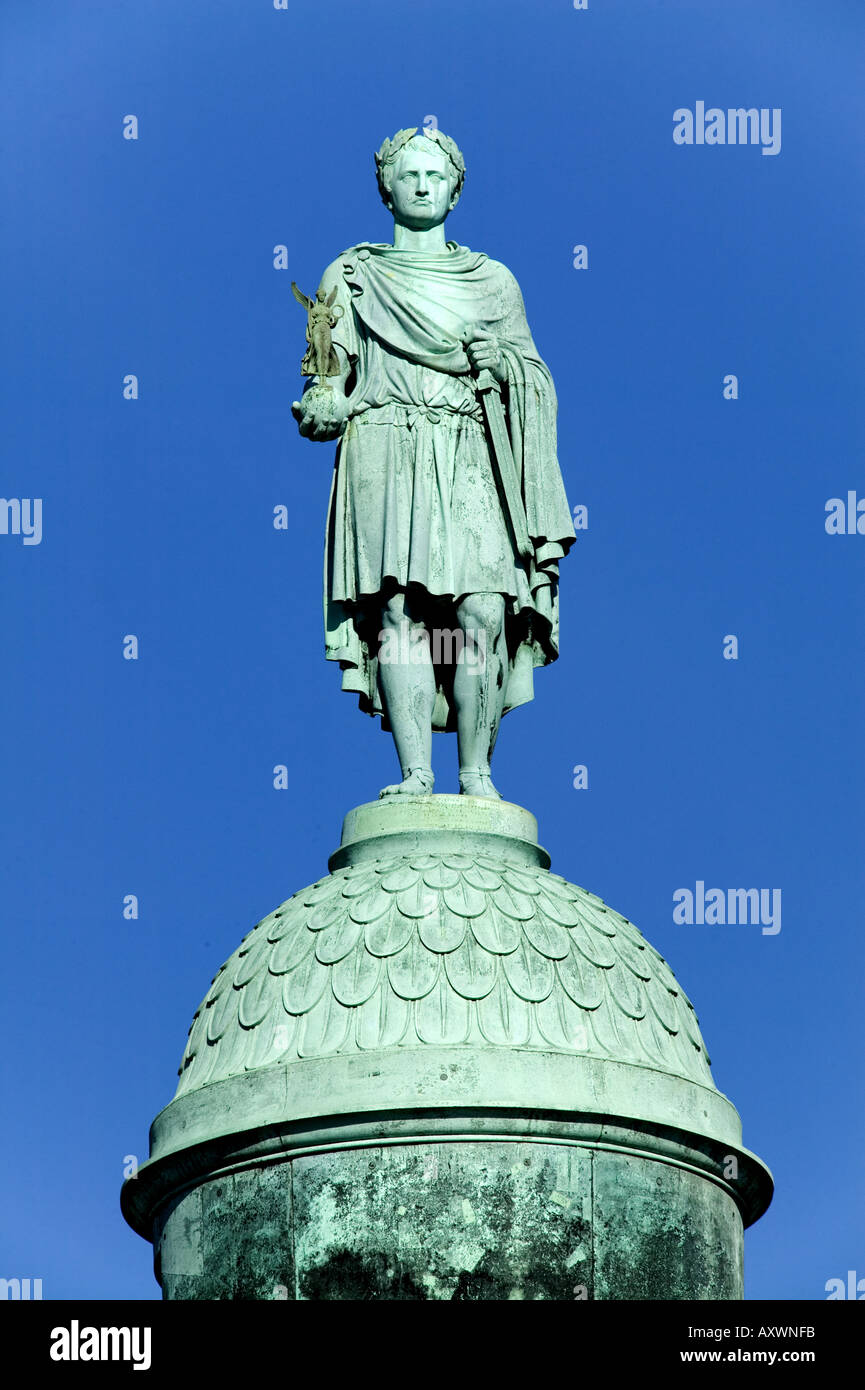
[314,241,576,732]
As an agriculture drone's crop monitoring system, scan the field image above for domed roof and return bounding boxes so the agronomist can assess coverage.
[177,799,714,1097]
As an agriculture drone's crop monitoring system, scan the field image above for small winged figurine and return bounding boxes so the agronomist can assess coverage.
[291,281,344,379]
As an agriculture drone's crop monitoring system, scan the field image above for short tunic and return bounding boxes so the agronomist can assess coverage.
[312,242,576,731]
[329,359,533,609]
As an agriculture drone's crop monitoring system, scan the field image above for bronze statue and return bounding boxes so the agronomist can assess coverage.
[291,128,576,800]
[291,282,344,380]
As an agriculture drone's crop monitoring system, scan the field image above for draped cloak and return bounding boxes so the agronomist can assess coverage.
[313,241,576,732]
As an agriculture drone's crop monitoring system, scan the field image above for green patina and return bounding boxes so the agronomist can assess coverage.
[120,128,772,1301]
[123,797,771,1300]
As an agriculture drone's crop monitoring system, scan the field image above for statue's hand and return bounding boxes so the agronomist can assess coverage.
[291,386,349,442]
[464,329,507,385]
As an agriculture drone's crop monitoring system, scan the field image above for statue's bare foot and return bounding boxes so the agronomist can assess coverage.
[458,767,502,799]
[379,766,435,798]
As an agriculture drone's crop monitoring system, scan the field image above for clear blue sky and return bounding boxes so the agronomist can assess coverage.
[1,0,862,1300]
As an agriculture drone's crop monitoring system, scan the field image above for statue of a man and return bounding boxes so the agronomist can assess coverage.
[291,127,575,800]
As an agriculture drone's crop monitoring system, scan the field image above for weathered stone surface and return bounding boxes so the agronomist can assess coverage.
[291,1142,593,1301]
[156,1166,294,1301]
[123,797,771,1300]
[592,1152,742,1301]
[152,1140,743,1300]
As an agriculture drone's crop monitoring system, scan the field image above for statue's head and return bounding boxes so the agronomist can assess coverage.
[375,127,465,228]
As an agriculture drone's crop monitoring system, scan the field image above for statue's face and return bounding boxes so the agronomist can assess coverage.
[388,144,455,229]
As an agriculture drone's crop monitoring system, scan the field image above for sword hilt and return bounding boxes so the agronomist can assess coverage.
[475,367,501,395]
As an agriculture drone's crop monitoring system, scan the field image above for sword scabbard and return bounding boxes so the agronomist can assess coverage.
[474,370,534,562]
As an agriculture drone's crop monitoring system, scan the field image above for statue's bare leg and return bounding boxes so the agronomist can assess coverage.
[454,592,506,798]
[377,590,436,797]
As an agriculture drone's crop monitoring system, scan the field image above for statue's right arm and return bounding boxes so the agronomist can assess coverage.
[291,343,352,441]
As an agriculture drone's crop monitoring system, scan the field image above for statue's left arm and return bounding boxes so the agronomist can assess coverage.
[487,264,577,563]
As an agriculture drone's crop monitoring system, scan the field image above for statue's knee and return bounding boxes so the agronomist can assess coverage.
[381,593,406,628]
[459,594,505,638]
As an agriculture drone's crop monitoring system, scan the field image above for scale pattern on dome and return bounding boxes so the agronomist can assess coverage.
[177,855,713,1095]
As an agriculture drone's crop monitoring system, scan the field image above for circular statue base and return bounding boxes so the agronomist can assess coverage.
[121,796,772,1300]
